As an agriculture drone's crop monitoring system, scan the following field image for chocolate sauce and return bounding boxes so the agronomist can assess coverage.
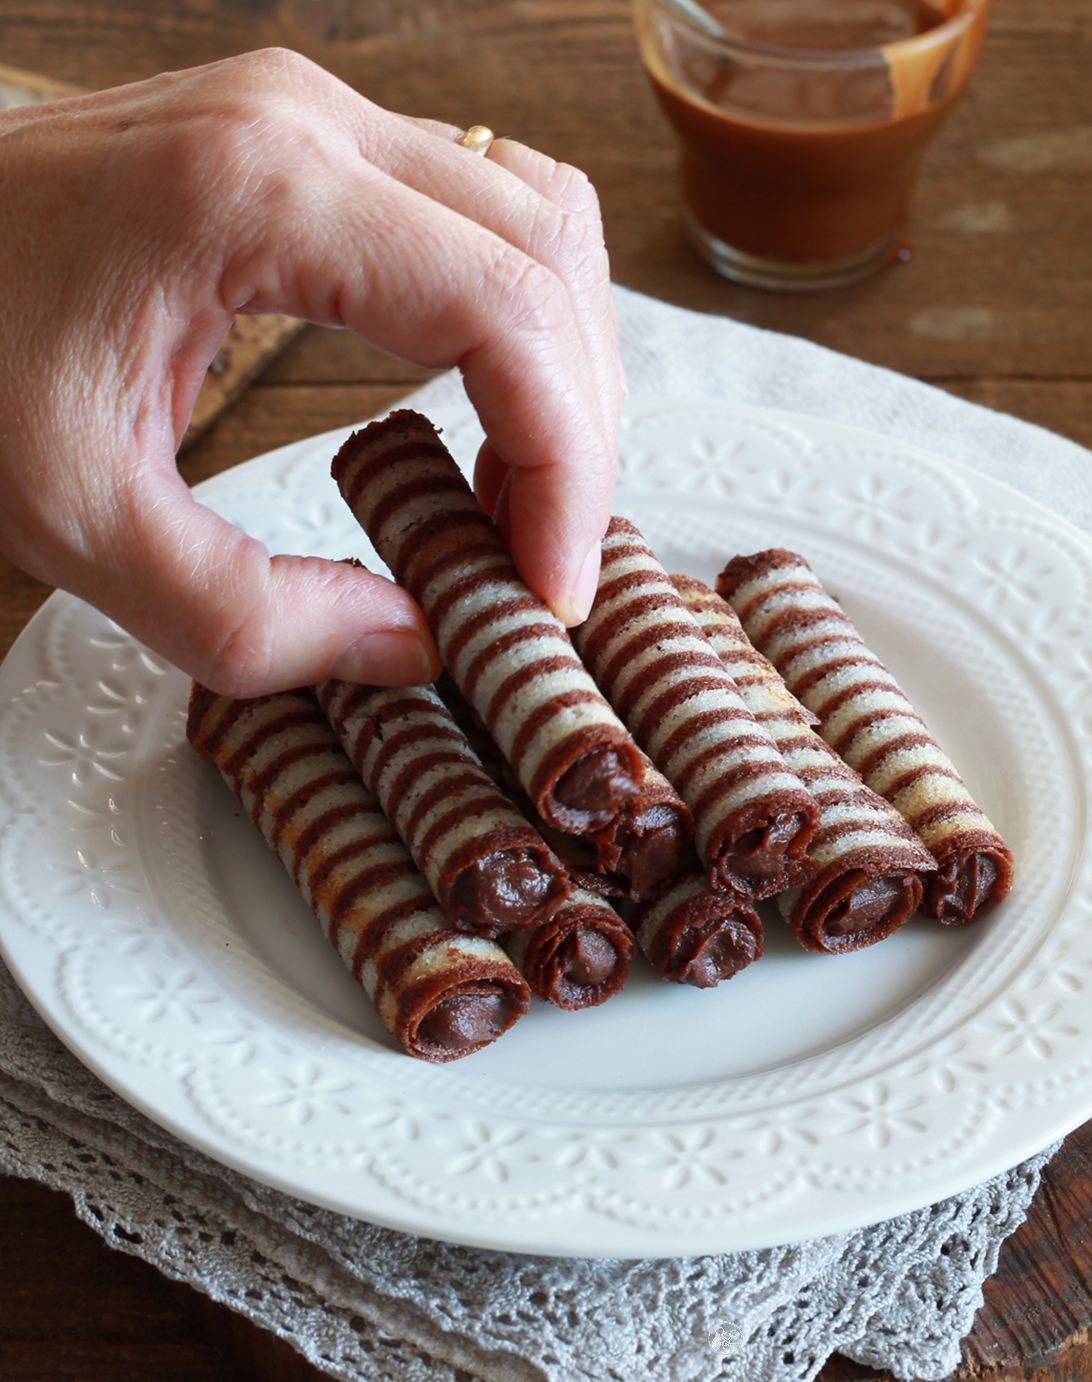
[703,0,946,52]
[641,0,989,264]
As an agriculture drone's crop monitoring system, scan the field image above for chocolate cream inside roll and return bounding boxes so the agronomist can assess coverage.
[590,765,693,901]
[633,880,763,989]
[414,986,517,1054]
[928,845,1013,925]
[506,889,636,1010]
[722,802,816,889]
[669,912,761,989]
[445,846,567,930]
[792,856,924,955]
[551,746,643,828]
[563,928,620,986]
[611,804,691,899]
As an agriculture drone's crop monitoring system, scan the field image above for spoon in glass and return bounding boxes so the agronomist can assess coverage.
[662,0,727,39]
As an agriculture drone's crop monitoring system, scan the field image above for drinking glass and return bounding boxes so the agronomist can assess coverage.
[635,0,991,290]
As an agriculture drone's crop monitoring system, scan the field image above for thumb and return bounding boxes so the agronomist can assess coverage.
[81,476,440,696]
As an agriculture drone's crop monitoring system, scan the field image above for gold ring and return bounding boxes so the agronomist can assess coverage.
[457,125,495,157]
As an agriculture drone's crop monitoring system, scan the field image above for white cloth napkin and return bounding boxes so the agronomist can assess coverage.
[0,284,1074,1382]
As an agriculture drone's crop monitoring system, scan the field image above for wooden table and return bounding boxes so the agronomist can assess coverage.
[0,1,1090,1377]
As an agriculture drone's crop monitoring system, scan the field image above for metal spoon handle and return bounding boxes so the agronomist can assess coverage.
[659,0,726,39]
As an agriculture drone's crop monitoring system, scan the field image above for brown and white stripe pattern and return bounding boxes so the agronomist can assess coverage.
[572,518,818,900]
[504,889,636,1010]
[331,411,644,835]
[434,672,691,902]
[186,684,529,1061]
[673,575,936,952]
[629,869,763,987]
[717,549,1013,925]
[315,678,570,937]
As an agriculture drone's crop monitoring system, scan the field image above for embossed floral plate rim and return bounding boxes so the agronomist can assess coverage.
[0,396,1086,1259]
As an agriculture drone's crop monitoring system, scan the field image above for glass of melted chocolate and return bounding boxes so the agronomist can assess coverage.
[635,0,990,289]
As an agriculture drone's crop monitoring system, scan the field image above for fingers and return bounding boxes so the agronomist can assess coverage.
[64,471,441,697]
[393,115,603,217]
[364,110,619,441]
[370,129,619,623]
[330,100,622,624]
[220,150,616,626]
[0,51,621,702]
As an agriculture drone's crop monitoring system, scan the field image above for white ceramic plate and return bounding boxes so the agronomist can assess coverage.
[0,397,1087,1259]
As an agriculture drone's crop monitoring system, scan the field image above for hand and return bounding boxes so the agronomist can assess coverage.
[0,49,621,695]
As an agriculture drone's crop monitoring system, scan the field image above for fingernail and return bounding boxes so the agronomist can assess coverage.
[332,632,439,686]
[565,544,602,627]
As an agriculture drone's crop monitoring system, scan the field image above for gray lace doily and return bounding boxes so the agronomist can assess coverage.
[0,960,1054,1382]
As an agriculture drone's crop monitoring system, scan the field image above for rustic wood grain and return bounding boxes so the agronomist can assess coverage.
[0,1178,236,1380]
[817,1117,1092,1382]
[0,0,1089,1378]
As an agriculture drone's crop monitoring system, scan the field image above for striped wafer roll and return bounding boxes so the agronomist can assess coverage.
[186,684,529,1061]
[435,673,691,902]
[572,518,818,900]
[331,411,644,835]
[503,888,636,1009]
[673,575,936,953]
[717,550,1014,925]
[628,869,763,987]
[315,678,570,936]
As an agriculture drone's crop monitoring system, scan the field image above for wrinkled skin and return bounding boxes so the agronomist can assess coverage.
[0,49,622,693]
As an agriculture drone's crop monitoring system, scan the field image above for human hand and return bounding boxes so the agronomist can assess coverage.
[0,49,621,695]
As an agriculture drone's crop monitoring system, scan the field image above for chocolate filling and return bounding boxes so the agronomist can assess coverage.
[614,805,689,899]
[724,807,818,895]
[417,990,512,1051]
[563,928,619,986]
[730,811,807,877]
[823,874,914,938]
[674,923,758,988]
[554,748,640,824]
[447,851,561,928]
[929,852,999,925]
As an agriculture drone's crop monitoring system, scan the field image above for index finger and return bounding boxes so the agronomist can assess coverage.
[342,106,621,621]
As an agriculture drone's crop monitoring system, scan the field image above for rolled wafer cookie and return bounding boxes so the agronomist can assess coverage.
[717,550,1013,924]
[628,869,763,987]
[186,684,529,1061]
[504,888,636,1009]
[315,678,570,936]
[331,410,644,835]
[673,575,936,953]
[572,518,819,900]
[435,673,691,902]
